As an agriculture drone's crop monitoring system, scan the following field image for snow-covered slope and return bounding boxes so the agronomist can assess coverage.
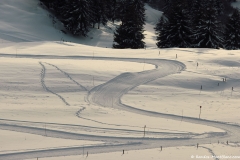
[0,1,240,160]
[0,0,161,48]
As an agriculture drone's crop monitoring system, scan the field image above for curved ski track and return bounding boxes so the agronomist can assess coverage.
[0,54,240,159]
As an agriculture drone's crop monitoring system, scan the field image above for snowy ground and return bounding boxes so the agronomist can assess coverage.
[0,0,240,160]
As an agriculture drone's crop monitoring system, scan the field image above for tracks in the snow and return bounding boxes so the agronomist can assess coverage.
[0,54,240,159]
[39,62,69,106]
[44,62,87,91]
[39,62,88,106]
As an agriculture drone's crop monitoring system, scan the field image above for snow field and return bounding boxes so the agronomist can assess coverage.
[27,143,240,160]
[0,0,240,159]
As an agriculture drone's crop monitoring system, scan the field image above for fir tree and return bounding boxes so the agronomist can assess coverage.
[162,0,173,16]
[224,9,240,49]
[214,0,224,16]
[155,15,172,48]
[191,0,204,27]
[62,0,91,36]
[193,6,224,48]
[131,0,146,26]
[115,0,129,24]
[156,3,193,48]
[105,0,117,23]
[113,0,145,49]
[155,16,165,35]
[90,0,108,29]
[52,0,68,16]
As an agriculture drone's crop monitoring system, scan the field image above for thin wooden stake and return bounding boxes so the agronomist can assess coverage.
[45,123,47,136]
[144,125,146,137]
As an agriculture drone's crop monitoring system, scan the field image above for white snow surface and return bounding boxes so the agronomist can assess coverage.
[0,0,240,160]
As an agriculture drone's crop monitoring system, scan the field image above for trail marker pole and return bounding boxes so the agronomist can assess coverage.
[199,106,202,119]
[83,145,84,156]
[45,123,47,136]
[143,60,145,71]
[144,125,146,137]
[181,110,183,122]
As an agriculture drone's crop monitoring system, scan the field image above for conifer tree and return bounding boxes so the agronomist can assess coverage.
[52,0,68,16]
[156,3,193,48]
[90,0,108,29]
[191,0,204,27]
[193,5,224,48]
[105,0,117,23]
[155,15,172,48]
[224,9,240,49]
[113,0,145,48]
[62,0,91,36]
[115,0,129,24]
[131,0,146,26]
[214,0,224,16]
[155,16,165,35]
[162,0,173,16]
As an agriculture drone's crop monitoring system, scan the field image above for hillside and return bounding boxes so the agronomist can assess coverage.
[0,1,240,160]
[0,0,162,48]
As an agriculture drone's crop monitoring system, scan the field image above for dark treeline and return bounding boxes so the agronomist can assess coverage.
[153,0,240,49]
[40,0,240,49]
[39,0,146,49]
[40,0,118,36]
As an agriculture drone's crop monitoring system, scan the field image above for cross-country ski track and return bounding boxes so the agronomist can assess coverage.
[0,54,240,160]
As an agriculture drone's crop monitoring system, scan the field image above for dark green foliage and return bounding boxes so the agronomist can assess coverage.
[155,16,171,48]
[193,6,224,48]
[90,0,108,29]
[62,0,91,36]
[105,0,117,23]
[224,9,240,49]
[115,0,130,24]
[113,0,145,49]
[154,0,236,49]
[113,23,145,49]
[191,0,204,27]
[156,3,193,48]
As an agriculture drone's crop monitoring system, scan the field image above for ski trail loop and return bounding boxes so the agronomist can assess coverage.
[0,57,239,159]
[87,58,240,146]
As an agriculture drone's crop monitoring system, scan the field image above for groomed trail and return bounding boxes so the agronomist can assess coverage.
[0,54,240,160]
